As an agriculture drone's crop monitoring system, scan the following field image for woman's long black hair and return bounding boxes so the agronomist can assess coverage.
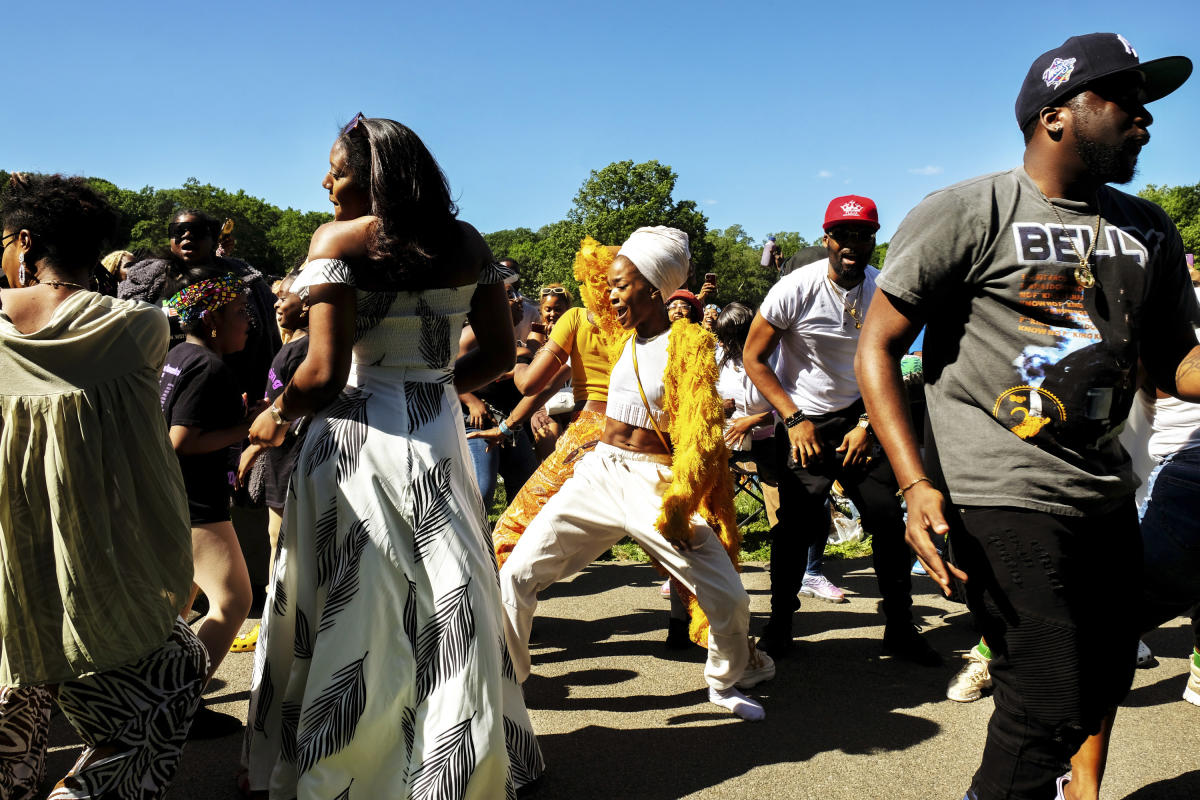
[338,117,460,286]
[714,301,755,368]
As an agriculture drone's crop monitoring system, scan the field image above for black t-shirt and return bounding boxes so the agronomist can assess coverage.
[160,342,245,524]
[262,336,310,508]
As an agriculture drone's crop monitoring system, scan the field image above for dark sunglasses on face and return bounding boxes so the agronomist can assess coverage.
[827,227,875,244]
[168,222,211,240]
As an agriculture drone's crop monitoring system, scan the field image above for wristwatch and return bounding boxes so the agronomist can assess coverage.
[857,413,871,431]
[268,404,287,425]
[783,409,807,429]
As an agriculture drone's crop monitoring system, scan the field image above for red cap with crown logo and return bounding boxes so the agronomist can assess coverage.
[823,195,879,232]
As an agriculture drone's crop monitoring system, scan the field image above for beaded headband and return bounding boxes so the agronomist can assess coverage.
[165,273,245,326]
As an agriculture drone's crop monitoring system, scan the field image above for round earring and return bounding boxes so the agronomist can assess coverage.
[18,252,27,287]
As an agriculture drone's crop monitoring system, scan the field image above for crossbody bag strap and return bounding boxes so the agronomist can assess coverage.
[630,337,672,453]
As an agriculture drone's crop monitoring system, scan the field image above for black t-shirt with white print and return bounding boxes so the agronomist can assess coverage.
[160,342,245,524]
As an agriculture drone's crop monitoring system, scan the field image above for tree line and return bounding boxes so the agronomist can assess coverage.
[3,166,1196,309]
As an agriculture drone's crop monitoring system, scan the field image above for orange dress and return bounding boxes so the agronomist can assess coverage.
[493,307,611,568]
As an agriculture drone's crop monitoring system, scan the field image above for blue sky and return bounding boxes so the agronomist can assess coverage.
[7,0,1197,244]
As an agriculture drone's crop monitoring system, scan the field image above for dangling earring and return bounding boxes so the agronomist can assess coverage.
[18,252,27,287]
[210,327,217,338]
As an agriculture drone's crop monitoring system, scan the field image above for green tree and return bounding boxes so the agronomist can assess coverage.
[1139,182,1200,254]
[769,231,812,262]
[705,224,777,308]
[566,160,711,284]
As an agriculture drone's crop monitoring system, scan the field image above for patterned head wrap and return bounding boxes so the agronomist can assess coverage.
[164,273,245,326]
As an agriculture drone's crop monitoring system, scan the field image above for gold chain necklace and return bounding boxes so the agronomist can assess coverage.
[1044,196,1102,289]
[827,276,864,329]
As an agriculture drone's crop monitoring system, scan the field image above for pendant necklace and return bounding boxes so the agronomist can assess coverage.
[1044,195,1102,289]
[828,276,864,329]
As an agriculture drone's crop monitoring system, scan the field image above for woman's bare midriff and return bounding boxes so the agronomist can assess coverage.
[601,417,671,456]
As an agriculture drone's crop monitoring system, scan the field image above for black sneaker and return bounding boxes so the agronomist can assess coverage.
[665,617,692,649]
[188,703,244,740]
[882,625,943,667]
[755,616,795,659]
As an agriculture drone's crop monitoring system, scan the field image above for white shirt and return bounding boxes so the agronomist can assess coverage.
[1143,285,1200,461]
[757,260,877,415]
[718,357,776,448]
[607,331,671,430]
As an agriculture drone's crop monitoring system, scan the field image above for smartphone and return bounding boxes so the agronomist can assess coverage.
[704,272,717,284]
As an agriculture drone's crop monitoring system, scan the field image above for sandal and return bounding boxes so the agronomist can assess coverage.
[230,624,259,653]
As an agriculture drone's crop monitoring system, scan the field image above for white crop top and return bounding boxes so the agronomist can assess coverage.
[606,331,671,430]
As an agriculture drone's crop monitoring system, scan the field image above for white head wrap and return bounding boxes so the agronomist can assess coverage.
[616,226,691,304]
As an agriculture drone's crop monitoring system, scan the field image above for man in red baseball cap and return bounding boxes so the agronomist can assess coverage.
[742,194,938,667]
[857,31,1197,800]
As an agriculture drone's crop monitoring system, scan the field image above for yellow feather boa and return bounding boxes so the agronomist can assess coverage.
[573,237,739,647]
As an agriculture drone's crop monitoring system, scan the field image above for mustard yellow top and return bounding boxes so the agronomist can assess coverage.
[0,291,193,686]
[548,306,611,404]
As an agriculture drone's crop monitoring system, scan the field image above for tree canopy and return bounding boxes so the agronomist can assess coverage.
[1139,182,1200,255]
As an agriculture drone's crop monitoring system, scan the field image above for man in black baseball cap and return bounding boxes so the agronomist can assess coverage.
[1015,32,1191,132]
[857,32,1199,800]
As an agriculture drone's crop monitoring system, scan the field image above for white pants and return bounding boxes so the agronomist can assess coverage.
[499,443,750,690]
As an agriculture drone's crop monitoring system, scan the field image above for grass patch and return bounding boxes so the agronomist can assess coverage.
[489,479,873,563]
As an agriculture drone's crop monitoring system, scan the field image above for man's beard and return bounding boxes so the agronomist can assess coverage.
[1073,128,1139,185]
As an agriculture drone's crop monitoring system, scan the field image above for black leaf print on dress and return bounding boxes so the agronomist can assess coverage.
[272,580,288,617]
[294,607,313,659]
[403,579,419,652]
[332,780,353,800]
[319,520,370,633]
[404,381,445,434]
[500,636,516,683]
[314,497,339,587]
[415,581,475,703]
[506,773,517,800]
[412,459,453,562]
[252,665,274,733]
[408,717,476,800]
[356,291,397,342]
[280,701,301,764]
[305,388,371,482]
[503,716,544,788]
[401,706,416,780]
[416,297,451,369]
[296,653,368,775]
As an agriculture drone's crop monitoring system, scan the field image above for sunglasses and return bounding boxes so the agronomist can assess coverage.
[540,286,568,297]
[826,227,876,244]
[168,221,211,240]
[341,112,366,137]
[1,231,19,248]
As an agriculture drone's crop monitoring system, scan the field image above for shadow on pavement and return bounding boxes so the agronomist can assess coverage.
[1121,770,1200,799]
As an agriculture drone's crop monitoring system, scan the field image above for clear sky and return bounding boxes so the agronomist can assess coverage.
[7,0,1197,244]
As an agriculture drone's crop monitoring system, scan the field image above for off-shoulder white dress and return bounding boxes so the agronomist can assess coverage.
[244,259,542,799]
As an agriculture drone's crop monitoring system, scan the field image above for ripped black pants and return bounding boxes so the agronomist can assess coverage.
[952,504,1140,800]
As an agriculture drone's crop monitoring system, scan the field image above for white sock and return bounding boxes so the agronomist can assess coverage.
[708,687,765,722]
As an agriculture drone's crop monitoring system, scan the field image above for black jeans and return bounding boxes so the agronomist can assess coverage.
[952,504,1141,800]
[768,401,913,629]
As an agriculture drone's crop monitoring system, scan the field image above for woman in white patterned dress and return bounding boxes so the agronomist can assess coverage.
[243,116,542,799]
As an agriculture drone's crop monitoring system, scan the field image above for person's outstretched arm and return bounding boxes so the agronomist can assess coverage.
[855,288,966,596]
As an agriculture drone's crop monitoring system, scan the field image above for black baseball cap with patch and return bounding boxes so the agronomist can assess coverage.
[1015,32,1192,129]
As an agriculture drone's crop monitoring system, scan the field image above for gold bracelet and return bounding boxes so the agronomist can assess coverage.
[896,476,932,498]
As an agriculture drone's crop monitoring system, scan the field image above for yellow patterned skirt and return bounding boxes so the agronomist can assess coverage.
[493,409,607,569]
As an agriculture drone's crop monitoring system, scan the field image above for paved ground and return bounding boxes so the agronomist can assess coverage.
[43,559,1199,799]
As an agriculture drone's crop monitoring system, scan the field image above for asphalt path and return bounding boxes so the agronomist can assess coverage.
[42,559,1199,799]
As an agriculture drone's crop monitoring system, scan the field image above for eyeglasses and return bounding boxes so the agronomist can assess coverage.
[1,231,19,248]
[540,286,568,297]
[167,221,211,240]
[826,227,876,244]
[341,112,366,137]
[668,301,693,311]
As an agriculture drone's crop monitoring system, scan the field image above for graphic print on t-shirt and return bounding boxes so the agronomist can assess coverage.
[994,221,1149,443]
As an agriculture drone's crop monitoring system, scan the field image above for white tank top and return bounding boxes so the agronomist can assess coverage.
[606,331,671,430]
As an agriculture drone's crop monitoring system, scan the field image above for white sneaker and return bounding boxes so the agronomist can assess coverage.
[1184,653,1200,707]
[1136,639,1156,668]
[947,645,992,703]
[736,640,776,689]
[799,573,846,603]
